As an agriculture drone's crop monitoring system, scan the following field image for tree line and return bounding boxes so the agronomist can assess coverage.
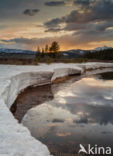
[37,41,60,53]
[84,49,113,60]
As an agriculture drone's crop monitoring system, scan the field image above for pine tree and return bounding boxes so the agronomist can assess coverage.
[37,46,40,52]
[45,44,49,53]
[49,41,60,53]
[42,48,45,53]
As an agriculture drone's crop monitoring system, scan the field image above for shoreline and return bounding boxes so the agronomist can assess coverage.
[11,67,113,123]
[0,63,113,156]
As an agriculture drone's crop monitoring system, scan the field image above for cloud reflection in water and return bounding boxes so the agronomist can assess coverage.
[22,74,113,153]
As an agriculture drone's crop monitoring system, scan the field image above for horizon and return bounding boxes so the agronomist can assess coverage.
[0,0,113,51]
[0,45,112,52]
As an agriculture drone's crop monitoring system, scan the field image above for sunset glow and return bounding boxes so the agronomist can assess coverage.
[0,0,113,50]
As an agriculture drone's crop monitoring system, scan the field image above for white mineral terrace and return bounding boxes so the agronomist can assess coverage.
[0,63,113,156]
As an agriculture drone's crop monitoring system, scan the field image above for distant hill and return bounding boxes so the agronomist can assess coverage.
[0,46,113,60]
[84,47,113,60]
[61,49,90,59]
[0,48,37,54]
[0,48,37,60]
[91,46,113,52]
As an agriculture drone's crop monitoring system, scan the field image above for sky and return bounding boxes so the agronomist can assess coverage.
[0,0,113,50]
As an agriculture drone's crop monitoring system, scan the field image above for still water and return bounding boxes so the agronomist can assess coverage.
[12,71,113,155]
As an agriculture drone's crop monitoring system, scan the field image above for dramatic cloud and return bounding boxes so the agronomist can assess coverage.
[45,28,62,32]
[0,0,113,50]
[74,0,90,6]
[2,26,113,50]
[52,119,64,123]
[45,1,65,6]
[43,0,113,49]
[45,18,64,29]
[0,36,84,50]
[74,115,88,124]
[23,9,40,16]
[45,0,113,29]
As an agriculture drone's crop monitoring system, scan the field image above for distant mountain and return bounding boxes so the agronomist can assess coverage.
[61,46,113,59]
[92,46,113,52]
[0,48,90,59]
[0,46,113,60]
[0,46,112,55]
[0,48,37,60]
[0,48,37,54]
[62,49,90,58]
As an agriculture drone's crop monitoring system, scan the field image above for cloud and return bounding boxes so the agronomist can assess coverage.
[0,0,43,20]
[74,0,90,5]
[45,18,64,28]
[45,1,65,6]
[0,36,81,50]
[56,132,71,137]
[1,26,113,50]
[45,28,62,32]
[73,0,91,8]
[44,20,113,48]
[23,9,39,16]
[43,0,113,48]
[52,119,64,123]
[44,0,113,29]
[0,25,7,29]
[74,116,88,124]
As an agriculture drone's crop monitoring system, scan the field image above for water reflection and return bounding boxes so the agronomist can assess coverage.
[21,72,113,155]
[97,71,113,80]
[11,85,53,122]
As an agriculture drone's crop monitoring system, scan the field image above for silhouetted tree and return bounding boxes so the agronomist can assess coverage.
[37,46,41,52]
[45,44,49,53]
[84,49,113,60]
[42,48,45,53]
[49,41,60,53]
